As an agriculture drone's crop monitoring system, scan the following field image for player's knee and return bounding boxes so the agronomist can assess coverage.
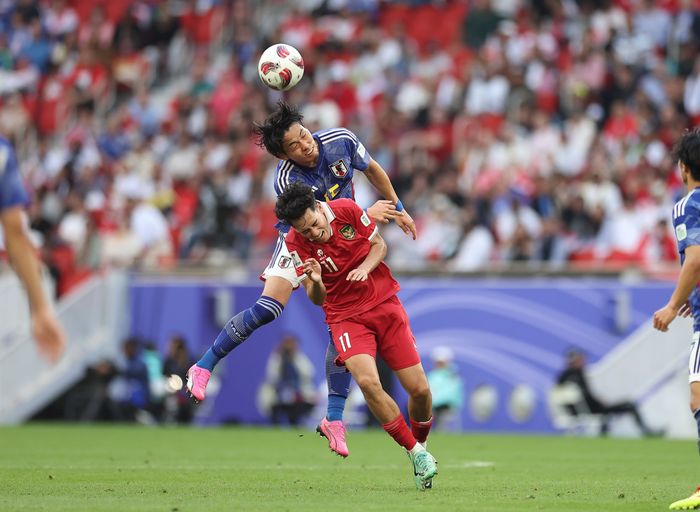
[354,374,383,397]
[407,379,431,402]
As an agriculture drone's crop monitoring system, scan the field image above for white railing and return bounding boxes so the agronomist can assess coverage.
[0,270,129,424]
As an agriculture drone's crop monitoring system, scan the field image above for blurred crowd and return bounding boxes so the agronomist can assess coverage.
[1,0,698,295]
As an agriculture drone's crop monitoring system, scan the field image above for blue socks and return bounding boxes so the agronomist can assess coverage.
[197,296,284,371]
[325,337,350,421]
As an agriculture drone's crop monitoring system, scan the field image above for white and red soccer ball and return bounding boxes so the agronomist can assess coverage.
[257,43,305,91]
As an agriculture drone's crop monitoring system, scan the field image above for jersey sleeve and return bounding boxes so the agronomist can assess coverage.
[679,202,700,251]
[0,141,29,211]
[273,160,299,197]
[344,129,371,172]
[338,199,377,240]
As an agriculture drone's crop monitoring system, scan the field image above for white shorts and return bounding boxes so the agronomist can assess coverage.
[260,233,301,289]
[689,332,700,383]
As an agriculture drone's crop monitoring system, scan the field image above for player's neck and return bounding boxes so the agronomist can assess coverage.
[687,179,700,192]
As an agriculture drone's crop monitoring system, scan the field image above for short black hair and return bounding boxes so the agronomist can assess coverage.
[275,182,316,224]
[253,101,304,157]
[673,128,700,182]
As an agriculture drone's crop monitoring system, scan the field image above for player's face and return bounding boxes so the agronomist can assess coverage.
[292,203,330,243]
[281,123,319,167]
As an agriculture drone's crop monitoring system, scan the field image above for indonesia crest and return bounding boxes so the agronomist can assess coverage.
[329,159,348,178]
[340,224,355,239]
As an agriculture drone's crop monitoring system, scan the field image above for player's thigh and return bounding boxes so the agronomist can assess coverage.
[260,234,301,294]
[394,362,430,397]
[374,297,421,371]
[343,353,382,392]
[328,319,377,367]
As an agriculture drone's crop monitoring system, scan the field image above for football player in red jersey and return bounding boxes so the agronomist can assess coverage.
[276,181,438,490]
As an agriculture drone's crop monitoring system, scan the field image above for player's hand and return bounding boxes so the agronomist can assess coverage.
[653,303,679,332]
[394,209,417,240]
[366,200,402,225]
[32,308,66,363]
[347,268,369,282]
[303,258,323,283]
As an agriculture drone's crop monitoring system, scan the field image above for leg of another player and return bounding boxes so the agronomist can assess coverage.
[186,277,292,401]
[669,381,700,509]
[316,339,352,457]
[395,363,434,447]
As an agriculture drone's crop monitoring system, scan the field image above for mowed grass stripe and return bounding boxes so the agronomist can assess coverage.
[0,425,695,511]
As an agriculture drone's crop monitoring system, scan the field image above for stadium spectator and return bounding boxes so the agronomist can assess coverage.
[427,347,464,430]
[277,182,437,490]
[162,335,196,424]
[258,334,316,426]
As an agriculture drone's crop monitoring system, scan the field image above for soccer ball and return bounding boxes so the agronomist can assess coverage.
[257,43,304,91]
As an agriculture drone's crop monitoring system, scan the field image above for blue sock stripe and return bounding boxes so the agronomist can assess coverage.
[258,297,283,318]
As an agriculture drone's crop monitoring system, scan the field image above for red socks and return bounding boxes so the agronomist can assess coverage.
[410,416,433,444]
[383,414,417,450]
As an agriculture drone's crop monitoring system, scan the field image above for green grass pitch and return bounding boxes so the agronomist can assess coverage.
[0,424,696,511]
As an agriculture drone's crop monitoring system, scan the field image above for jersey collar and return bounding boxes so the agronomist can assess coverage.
[319,201,335,237]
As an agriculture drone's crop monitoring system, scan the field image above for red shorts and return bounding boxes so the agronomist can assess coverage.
[328,295,420,371]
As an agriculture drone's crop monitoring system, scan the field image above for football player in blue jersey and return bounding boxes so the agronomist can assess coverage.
[187,102,417,457]
[654,128,700,510]
[0,135,65,362]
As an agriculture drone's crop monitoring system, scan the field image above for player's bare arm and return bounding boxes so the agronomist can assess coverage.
[347,232,387,282]
[302,258,326,305]
[363,159,417,240]
[654,245,700,332]
[1,206,66,362]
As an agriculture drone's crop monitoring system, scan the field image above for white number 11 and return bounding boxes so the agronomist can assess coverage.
[339,332,351,352]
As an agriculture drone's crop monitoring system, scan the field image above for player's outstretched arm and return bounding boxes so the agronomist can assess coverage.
[302,258,326,305]
[347,232,387,282]
[363,159,417,240]
[1,206,66,362]
[654,245,700,332]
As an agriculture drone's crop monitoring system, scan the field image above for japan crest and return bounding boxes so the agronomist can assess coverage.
[329,159,348,178]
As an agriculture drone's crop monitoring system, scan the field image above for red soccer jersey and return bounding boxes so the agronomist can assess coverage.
[285,198,401,323]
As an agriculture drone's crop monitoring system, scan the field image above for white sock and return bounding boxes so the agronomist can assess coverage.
[409,443,426,456]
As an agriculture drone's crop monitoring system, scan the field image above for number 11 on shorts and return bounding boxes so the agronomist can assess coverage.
[339,332,351,352]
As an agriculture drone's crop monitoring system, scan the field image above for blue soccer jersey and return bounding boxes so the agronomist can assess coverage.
[273,127,371,233]
[0,136,29,211]
[673,188,700,329]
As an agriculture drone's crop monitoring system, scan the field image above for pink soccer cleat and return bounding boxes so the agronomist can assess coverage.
[316,417,349,458]
[186,364,211,402]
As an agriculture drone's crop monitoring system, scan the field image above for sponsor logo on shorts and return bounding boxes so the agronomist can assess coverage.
[340,224,355,239]
[278,256,291,268]
[290,250,303,268]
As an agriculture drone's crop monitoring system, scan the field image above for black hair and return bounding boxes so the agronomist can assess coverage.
[253,101,304,157]
[673,128,700,182]
[275,181,316,224]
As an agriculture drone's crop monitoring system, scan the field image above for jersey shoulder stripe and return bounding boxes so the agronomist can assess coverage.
[675,190,698,219]
[318,128,358,143]
[275,160,294,194]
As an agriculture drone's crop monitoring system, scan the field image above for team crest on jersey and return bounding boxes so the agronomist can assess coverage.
[677,223,688,241]
[278,256,291,268]
[340,224,355,239]
[329,159,348,178]
[317,249,324,257]
[290,250,303,268]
